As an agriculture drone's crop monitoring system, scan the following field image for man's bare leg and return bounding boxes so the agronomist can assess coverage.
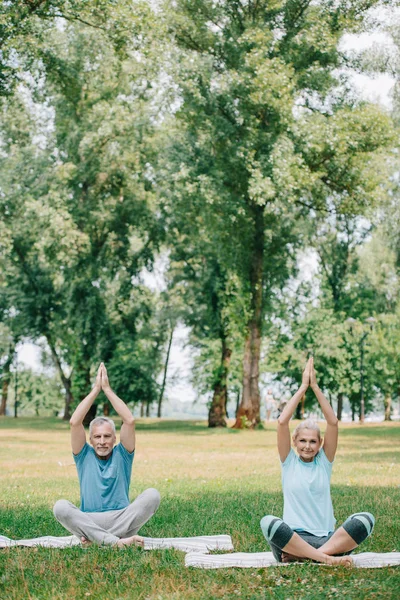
[281,532,353,566]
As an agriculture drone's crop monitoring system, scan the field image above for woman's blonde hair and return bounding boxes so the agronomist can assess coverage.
[292,419,321,441]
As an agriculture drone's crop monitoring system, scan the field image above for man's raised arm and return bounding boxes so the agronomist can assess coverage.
[101,363,135,453]
[69,365,102,455]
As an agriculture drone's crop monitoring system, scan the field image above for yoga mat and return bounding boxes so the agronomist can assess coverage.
[0,533,233,553]
[185,551,400,569]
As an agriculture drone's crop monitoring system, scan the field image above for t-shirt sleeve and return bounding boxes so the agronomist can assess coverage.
[281,448,296,468]
[318,447,333,474]
[73,442,89,465]
[118,442,135,467]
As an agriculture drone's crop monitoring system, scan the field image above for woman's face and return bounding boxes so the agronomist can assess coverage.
[293,428,322,462]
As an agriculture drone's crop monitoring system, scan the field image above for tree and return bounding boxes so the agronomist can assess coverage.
[0,323,16,415]
[0,1,153,97]
[159,0,393,427]
[367,313,400,420]
[0,9,164,418]
[165,228,247,427]
[7,367,65,416]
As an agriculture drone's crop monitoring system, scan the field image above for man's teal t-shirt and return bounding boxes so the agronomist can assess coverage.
[73,442,134,512]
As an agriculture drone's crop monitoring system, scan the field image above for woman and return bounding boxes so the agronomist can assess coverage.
[260,357,374,566]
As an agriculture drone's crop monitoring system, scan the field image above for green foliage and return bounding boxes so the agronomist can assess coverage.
[0,6,165,409]
[1,0,398,420]
[367,310,400,398]
[0,0,155,96]
[156,0,394,423]
[10,368,64,416]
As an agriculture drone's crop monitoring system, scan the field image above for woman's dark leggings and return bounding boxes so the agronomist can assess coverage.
[260,513,375,562]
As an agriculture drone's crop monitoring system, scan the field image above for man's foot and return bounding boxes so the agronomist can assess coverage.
[116,535,144,548]
[281,551,305,563]
[81,536,92,547]
[323,554,353,567]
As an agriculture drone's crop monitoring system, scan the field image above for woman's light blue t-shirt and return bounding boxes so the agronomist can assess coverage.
[282,448,336,536]
[73,442,134,512]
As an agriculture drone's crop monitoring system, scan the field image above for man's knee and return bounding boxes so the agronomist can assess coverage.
[144,488,161,512]
[53,499,71,521]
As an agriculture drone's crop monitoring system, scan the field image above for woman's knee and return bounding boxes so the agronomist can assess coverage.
[260,515,294,549]
[342,512,375,545]
[260,515,276,538]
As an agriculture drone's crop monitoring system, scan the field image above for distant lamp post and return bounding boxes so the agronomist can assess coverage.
[345,317,376,424]
[14,355,18,419]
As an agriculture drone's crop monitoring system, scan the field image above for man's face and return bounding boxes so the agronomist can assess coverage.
[90,423,116,460]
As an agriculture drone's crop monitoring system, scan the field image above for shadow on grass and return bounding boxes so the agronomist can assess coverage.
[0,417,245,435]
[0,416,70,431]
[337,450,400,463]
[135,420,243,435]
[2,486,398,553]
[339,425,400,439]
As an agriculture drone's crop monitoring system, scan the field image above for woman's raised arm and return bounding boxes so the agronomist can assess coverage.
[277,358,311,462]
[310,358,338,462]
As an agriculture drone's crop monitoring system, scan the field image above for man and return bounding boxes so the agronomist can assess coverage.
[53,363,160,547]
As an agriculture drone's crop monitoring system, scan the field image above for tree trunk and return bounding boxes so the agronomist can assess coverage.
[233,205,264,429]
[300,393,305,419]
[146,400,151,417]
[157,326,174,418]
[384,394,391,421]
[82,403,97,428]
[295,402,302,420]
[103,402,110,416]
[140,402,145,417]
[337,392,343,421]
[0,378,9,416]
[235,389,240,417]
[46,335,74,420]
[63,386,74,421]
[208,338,232,428]
[0,345,15,416]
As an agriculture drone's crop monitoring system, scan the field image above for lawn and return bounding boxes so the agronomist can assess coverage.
[0,417,399,599]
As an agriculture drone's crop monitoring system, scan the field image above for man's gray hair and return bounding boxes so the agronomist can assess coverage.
[89,417,116,437]
[293,418,321,440]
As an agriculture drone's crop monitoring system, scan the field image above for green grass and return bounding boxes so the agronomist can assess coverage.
[0,417,399,599]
